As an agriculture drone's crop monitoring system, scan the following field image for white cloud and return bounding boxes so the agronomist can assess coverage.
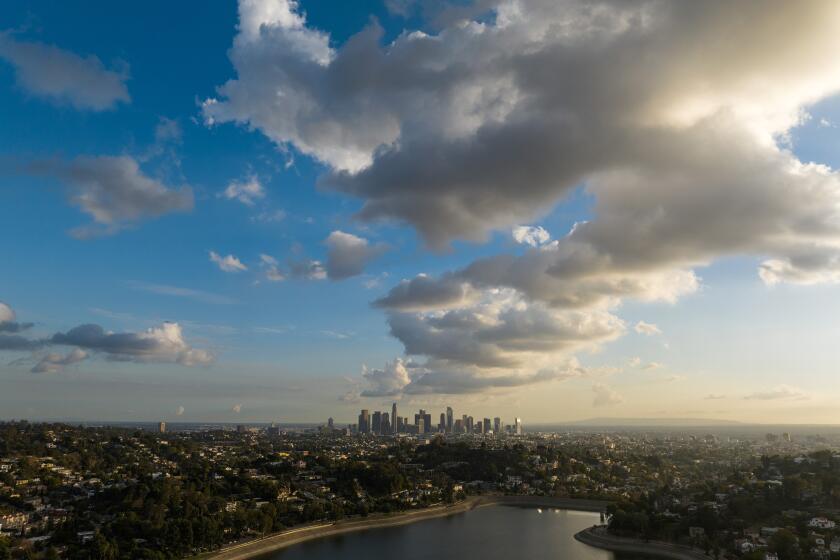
[176,405,185,416]
[360,358,412,397]
[641,361,664,370]
[512,225,551,247]
[28,155,193,237]
[634,321,662,336]
[209,251,248,272]
[51,322,214,366]
[232,403,242,414]
[592,382,623,407]
[0,302,14,324]
[31,348,88,374]
[744,384,809,401]
[222,176,265,206]
[259,253,285,281]
[704,394,726,400]
[324,230,387,280]
[0,33,129,111]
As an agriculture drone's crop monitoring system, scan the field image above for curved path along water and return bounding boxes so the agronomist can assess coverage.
[575,526,715,560]
[199,496,610,560]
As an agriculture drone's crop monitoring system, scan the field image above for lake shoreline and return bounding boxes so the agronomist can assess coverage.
[574,526,714,560]
[199,495,610,560]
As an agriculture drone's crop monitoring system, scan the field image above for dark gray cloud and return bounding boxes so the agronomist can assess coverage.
[27,155,193,238]
[0,33,129,111]
[324,230,387,280]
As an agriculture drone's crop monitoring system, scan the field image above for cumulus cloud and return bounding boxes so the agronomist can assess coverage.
[592,382,623,407]
[31,348,88,374]
[0,33,129,111]
[209,251,248,272]
[207,0,840,396]
[744,384,809,401]
[205,0,840,261]
[51,322,214,366]
[28,155,193,237]
[0,301,33,333]
[512,226,551,247]
[634,321,662,336]
[222,176,265,206]
[325,230,387,280]
[360,358,411,397]
[704,394,726,400]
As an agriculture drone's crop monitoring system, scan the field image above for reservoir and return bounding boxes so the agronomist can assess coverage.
[258,506,613,560]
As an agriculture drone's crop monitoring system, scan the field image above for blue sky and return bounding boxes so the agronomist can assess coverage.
[3,0,840,424]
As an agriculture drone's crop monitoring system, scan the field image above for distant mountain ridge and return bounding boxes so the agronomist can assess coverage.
[537,417,744,427]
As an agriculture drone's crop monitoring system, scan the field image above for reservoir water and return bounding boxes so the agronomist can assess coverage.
[259,506,614,560]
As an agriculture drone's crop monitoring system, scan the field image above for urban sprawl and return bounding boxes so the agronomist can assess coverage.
[2,419,840,560]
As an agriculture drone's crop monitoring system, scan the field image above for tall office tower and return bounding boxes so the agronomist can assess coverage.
[466,416,474,433]
[462,415,468,432]
[439,413,446,432]
[359,410,370,434]
[382,412,390,435]
[372,411,382,435]
[392,402,398,434]
[424,412,432,434]
[493,417,501,434]
[446,407,454,433]
[158,422,166,433]
[515,417,523,435]
[483,418,491,433]
[397,417,404,433]
[327,417,334,430]
[417,416,425,434]
[454,419,463,433]
[415,410,423,430]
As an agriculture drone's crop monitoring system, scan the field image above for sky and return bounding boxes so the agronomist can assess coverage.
[3,0,840,425]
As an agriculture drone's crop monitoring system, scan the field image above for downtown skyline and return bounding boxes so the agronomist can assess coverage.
[4,1,840,424]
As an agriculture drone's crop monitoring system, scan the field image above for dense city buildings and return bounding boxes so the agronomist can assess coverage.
[5,420,840,559]
[353,405,523,437]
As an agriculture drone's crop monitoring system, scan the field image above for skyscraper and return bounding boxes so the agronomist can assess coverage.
[439,412,446,432]
[372,411,382,434]
[327,417,334,430]
[392,402,398,434]
[382,412,390,435]
[158,422,166,434]
[483,418,491,434]
[515,417,523,435]
[446,406,454,433]
[359,409,370,434]
[493,417,501,434]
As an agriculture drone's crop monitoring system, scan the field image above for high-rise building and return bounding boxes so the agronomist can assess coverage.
[392,402,398,434]
[359,410,370,434]
[454,419,463,433]
[515,417,523,435]
[446,407,454,433]
[372,411,382,434]
[493,417,501,434]
[466,416,474,433]
[158,422,166,433]
[483,418,491,433]
[382,412,390,435]
[327,417,334,430]
[417,416,425,434]
[439,413,446,432]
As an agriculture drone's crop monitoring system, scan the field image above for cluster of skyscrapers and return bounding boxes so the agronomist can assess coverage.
[357,404,523,436]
